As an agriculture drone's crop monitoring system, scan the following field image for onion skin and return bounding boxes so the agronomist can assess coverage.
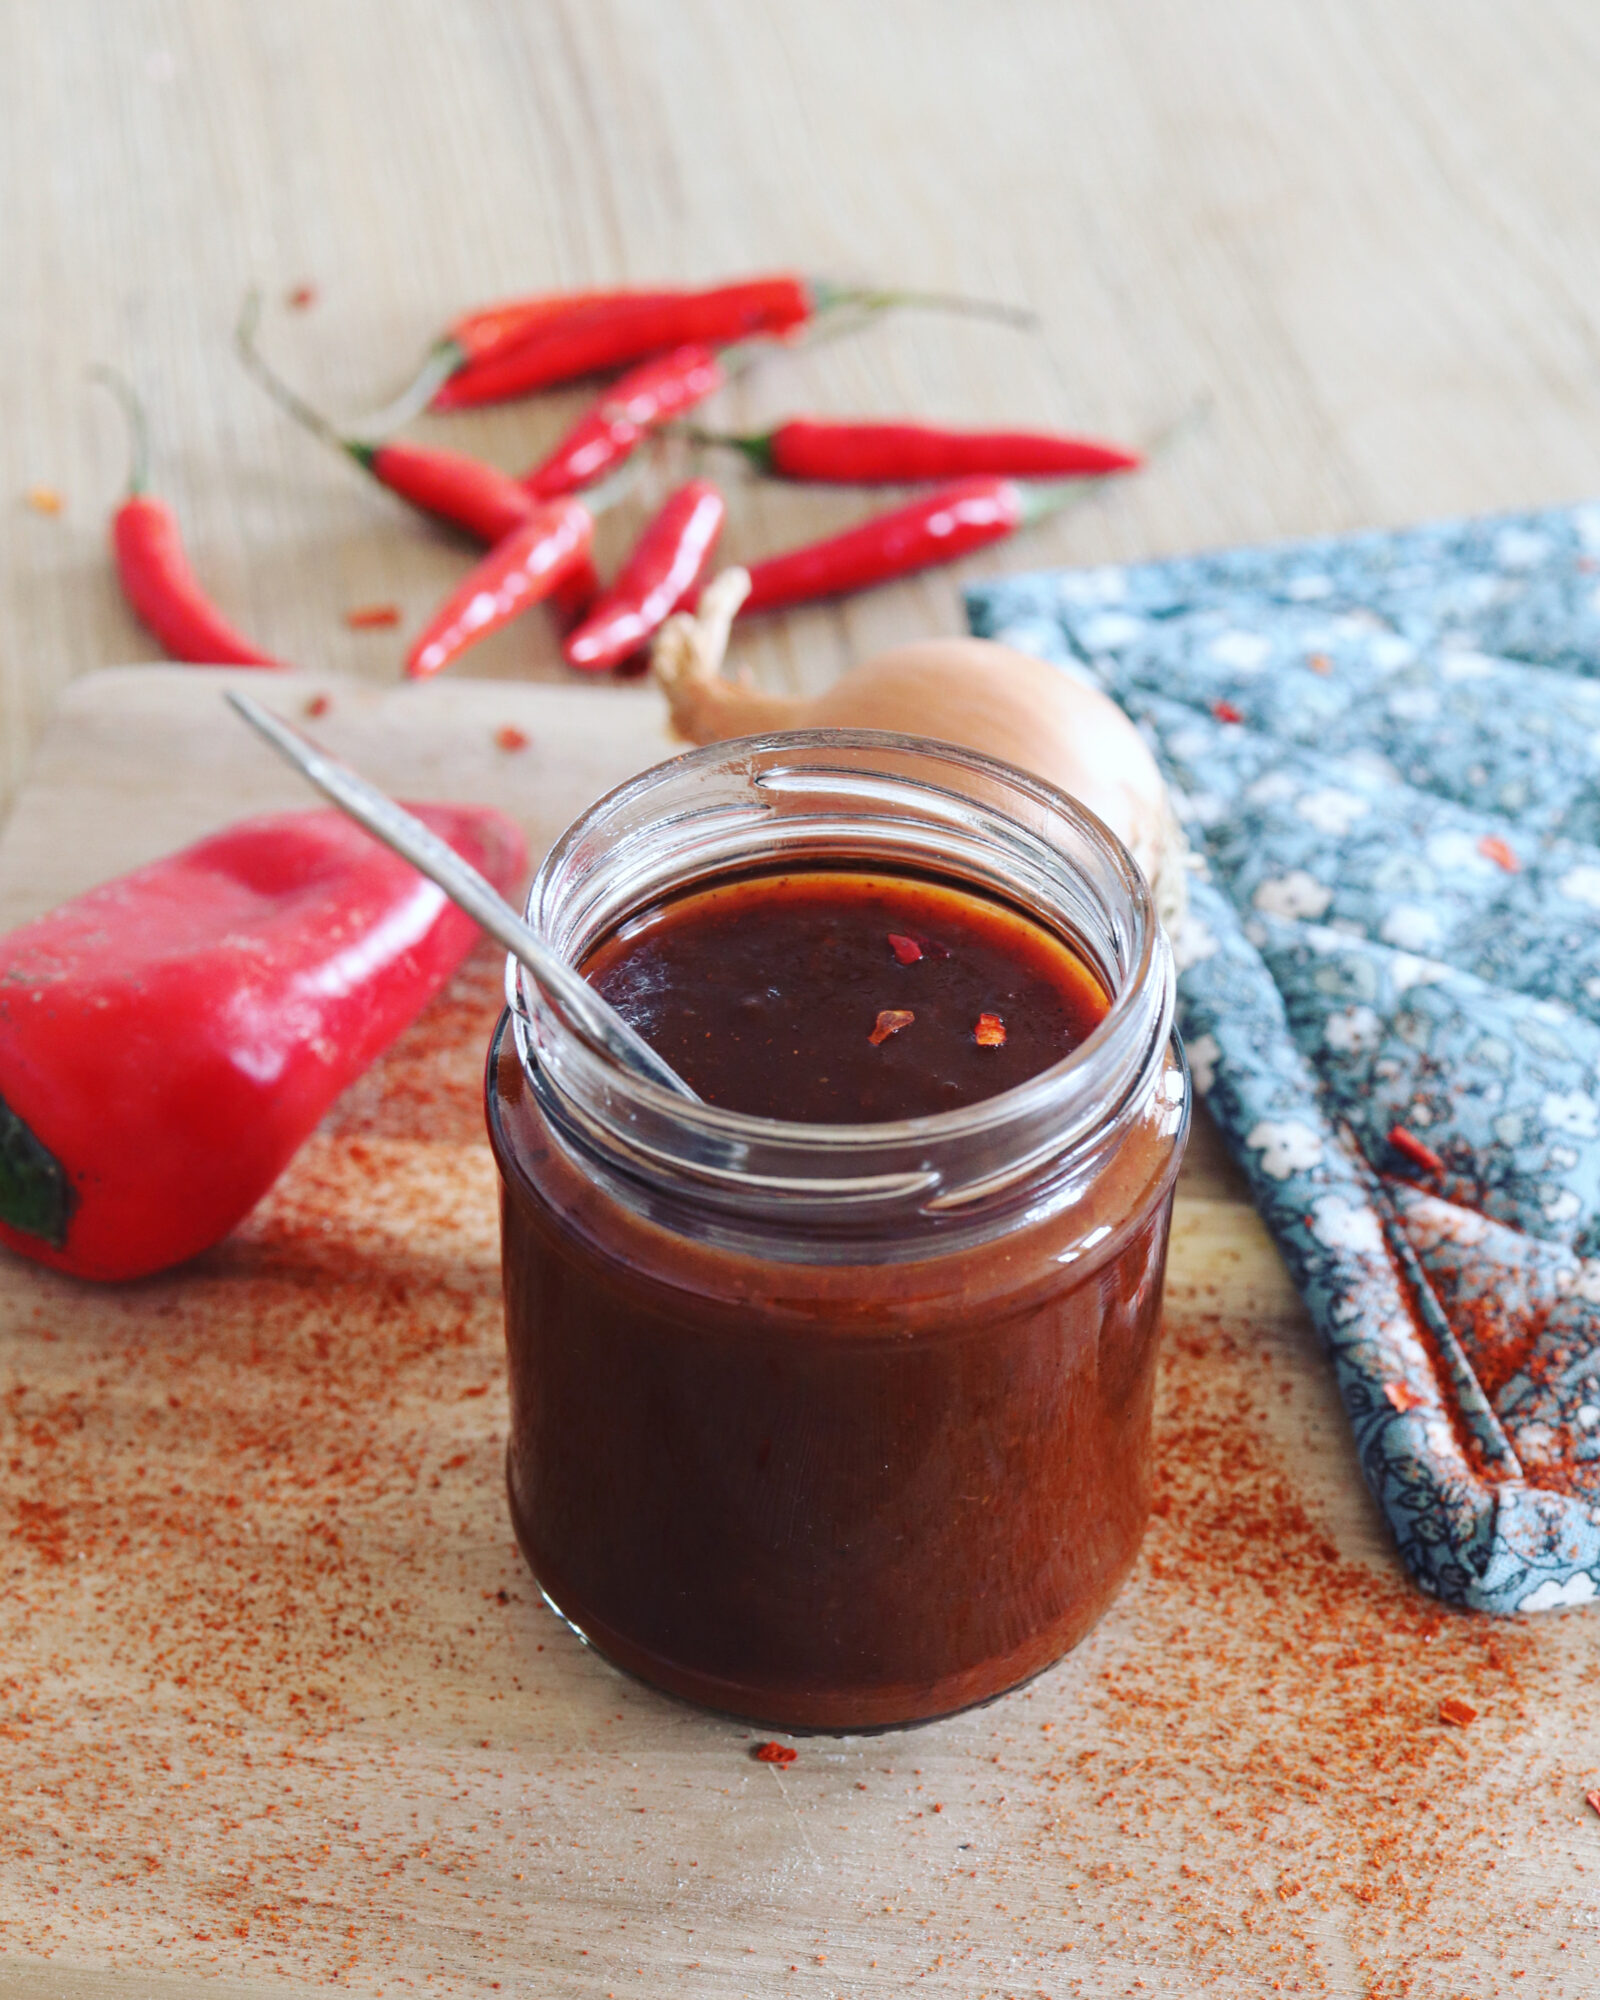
[653,601,1175,902]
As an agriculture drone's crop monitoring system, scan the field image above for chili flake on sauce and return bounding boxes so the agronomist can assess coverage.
[581,869,1108,1123]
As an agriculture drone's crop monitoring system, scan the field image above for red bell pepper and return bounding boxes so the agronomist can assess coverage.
[0,804,526,1282]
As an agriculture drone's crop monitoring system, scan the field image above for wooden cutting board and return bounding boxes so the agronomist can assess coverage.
[1,667,1597,1999]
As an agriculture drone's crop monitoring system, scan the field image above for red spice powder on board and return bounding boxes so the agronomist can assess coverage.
[1,947,1598,1994]
[0,945,521,1982]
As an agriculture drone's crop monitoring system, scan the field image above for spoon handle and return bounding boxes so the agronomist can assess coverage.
[225,691,697,1100]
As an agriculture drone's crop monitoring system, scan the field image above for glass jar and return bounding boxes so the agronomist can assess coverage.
[487,731,1188,1730]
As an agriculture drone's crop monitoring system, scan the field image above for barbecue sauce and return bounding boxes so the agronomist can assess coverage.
[490,863,1183,1728]
[581,869,1110,1119]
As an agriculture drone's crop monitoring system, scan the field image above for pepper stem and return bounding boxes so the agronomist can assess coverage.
[344,339,466,439]
[808,281,1038,331]
[680,426,775,472]
[235,289,371,465]
[87,365,151,498]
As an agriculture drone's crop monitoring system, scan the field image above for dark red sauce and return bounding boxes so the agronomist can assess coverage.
[581,869,1109,1120]
[489,863,1183,1729]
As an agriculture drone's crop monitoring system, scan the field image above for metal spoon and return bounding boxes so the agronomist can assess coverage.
[226,690,698,1100]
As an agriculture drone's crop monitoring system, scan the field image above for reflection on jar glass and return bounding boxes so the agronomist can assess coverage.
[487,731,1189,1730]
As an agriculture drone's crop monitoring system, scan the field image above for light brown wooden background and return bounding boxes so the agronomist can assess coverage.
[6,0,1600,811]
[6,3,1600,1995]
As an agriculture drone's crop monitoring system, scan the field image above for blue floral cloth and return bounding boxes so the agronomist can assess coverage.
[968,499,1600,1614]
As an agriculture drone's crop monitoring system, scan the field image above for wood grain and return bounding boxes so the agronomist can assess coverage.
[5,0,1600,813]
[0,672,1597,1998]
[5,4,1600,1991]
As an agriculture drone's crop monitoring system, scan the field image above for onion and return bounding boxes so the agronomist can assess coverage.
[651,567,1186,927]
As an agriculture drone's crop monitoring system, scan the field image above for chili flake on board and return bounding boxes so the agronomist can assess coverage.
[752,1741,798,1766]
[494,725,530,752]
[1438,1696,1478,1727]
[345,603,402,630]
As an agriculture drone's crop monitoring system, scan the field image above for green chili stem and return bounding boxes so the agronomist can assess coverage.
[235,289,371,464]
[88,365,151,498]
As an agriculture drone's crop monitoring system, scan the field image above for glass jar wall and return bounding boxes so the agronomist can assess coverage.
[487,732,1188,1729]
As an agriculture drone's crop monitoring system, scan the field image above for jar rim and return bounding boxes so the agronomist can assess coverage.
[517,726,1168,1149]
[508,728,1180,1239]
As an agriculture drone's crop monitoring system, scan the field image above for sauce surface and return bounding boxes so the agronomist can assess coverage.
[581,869,1110,1122]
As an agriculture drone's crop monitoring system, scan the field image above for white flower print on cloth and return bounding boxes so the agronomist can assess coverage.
[1519,1574,1598,1612]
[1186,1033,1221,1095]
[1324,1005,1382,1054]
[1253,872,1333,921]
[1308,1194,1385,1258]
[969,494,1600,1616]
[1246,1120,1324,1180]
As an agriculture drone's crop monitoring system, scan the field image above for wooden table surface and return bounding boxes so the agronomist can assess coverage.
[8,1,1600,808]
[5,4,1600,1995]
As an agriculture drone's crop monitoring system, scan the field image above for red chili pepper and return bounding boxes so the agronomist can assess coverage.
[381,275,1032,420]
[447,287,612,365]
[522,346,726,499]
[0,803,526,1281]
[427,277,809,414]
[407,500,593,679]
[355,441,537,543]
[549,553,602,630]
[94,369,283,668]
[702,416,1141,483]
[1388,1125,1445,1177]
[564,481,725,673]
[236,297,536,545]
[739,476,1101,615]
